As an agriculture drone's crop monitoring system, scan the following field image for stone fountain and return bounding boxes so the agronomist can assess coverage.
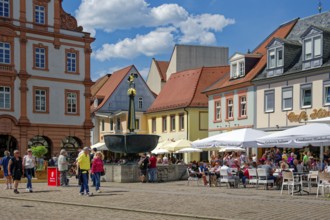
[104,73,159,154]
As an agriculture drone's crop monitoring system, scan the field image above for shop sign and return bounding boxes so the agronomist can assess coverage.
[287,108,330,123]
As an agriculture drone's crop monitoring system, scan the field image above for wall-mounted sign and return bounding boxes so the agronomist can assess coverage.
[287,108,330,123]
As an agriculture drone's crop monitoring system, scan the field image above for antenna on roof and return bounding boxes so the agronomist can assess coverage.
[318,0,323,13]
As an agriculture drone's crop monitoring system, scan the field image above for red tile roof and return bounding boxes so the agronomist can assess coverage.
[154,59,169,81]
[147,66,229,113]
[204,18,298,94]
[91,74,110,97]
[92,65,133,112]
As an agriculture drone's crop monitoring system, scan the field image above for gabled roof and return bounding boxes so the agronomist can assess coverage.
[147,66,229,113]
[92,65,133,112]
[154,59,169,81]
[267,38,301,48]
[203,18,298,94]
[91,74,110,97]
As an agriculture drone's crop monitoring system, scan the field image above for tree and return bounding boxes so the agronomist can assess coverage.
[31,146,48,170]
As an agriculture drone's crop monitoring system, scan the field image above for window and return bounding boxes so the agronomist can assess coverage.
[231,63,238,78]
[33,44,48,70]
[138,97,143,109]
[282,87,293,111]
[152,118,156,133]
[67,52,76,72]
[239,96,247,117]
[214,100,221,121]
[35,5,45,24]
[34,87,49,113]
[304,39,312,60]
[268,50,275,68]
[301,84,312,108]
[135,119,140,130]
[0,86,10,109]
[0,0,9,18]
[226,99,233,119]
[101,120,105,132]
[162,116,167,132]
[170,115,176,131]
[116,118,121,130]
[264,90,275,113]
[0,42,10,64]
[314,37,321,57]
[65,90,79,115]
[277,48,283,66]
[239,62,245,77]
[110,119,114,131]
[179,114,184,131]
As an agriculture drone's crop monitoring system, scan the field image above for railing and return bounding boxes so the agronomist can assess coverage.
[0,64,14,72]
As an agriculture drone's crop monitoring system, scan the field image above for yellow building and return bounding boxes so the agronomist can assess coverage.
[146,66,229,162]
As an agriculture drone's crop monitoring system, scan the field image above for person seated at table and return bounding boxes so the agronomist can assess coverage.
[251,161,258,169]
[287,152,295,165]
[210,162,221,178]
[198,162,209,186]
[221,161,239,187]
[187,163,202,178]
[279,160,289,170]
[261,160,278,187]
[292,159,299,172]
[242,163,250,188]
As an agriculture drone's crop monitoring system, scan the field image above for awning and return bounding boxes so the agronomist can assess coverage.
[90,142,108,151]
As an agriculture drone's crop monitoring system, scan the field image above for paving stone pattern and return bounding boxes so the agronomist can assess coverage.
[0,179,329,220]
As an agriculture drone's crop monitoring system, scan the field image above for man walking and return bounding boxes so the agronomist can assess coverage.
[77,147,92,196]
[58,149,69,186]
[148,153,157,183]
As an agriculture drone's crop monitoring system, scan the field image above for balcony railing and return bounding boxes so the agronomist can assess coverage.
[0,64,14,72]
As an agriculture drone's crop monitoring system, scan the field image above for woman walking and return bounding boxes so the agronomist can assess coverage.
[91,151,104,193]
[58,149,69,186]
[1,151,13,189]
[22,149,36,192]
[8,150,23,194]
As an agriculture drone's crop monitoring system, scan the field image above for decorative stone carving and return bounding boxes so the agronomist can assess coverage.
[60,1,83,32]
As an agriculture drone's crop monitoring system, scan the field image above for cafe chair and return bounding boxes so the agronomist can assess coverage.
[219,169,235,188]
[281,171,300,196]
[257,168,274,190]
[248,169,258,188]
[187,169,200,186]
[316,172,330,198]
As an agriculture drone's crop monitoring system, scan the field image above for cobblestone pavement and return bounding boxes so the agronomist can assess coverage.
[0,178,329,220]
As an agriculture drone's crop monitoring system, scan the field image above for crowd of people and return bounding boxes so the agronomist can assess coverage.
[0,147,105,196]
[187,148,330,188]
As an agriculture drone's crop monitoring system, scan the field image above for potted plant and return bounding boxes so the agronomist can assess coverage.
[31,146,48,179]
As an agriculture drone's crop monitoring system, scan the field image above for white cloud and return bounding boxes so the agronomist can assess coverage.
[76,0,235,60]
[93,27,175,61]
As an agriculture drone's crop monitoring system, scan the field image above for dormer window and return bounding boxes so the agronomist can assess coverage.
[304,36,321,61]
[239,61,245,77]
[229,53,246,79]
[231,63,238,78]
[267,48,283,69]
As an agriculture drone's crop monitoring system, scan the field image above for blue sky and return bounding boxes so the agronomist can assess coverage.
[62,0,328,81]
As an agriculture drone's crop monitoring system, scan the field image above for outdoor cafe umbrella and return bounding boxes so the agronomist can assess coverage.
[155,140,173,149]
[151,148,170,155]
[165,139,192,152]
[219,147,246,153]
[256,123,330,168]
[90,142,108,151]
[175,147,202,153]
[192,128,268,149]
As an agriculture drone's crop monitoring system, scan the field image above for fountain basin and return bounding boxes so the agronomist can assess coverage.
[104,134,160,153]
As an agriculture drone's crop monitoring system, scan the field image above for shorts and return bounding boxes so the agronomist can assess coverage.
[13,171,22,181]
[140,169,147,176]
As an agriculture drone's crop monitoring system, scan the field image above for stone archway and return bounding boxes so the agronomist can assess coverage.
[28,136,53,159]
[0,135,18,156]
[61,136,83,163]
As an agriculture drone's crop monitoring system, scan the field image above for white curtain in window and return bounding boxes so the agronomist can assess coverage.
[314,37,321,57]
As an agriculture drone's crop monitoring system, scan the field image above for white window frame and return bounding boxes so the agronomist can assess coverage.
[268,47,283,69]
[264,90,275,113]
[66,92,77,114]
[215,100,221,121]
[138,97,143,109]
[313,36,322,58]
[277,48,283,67]
[0,0,10,18]
[227,99,233,119]
[35,5,45,24]
[0,42,10,64]
[240,96,247,117]
[304,39,312,60]
[324,81,330,106]
[0,86,10,109]
[239,61,245,77]
[35,89,47,112]
[35,47,46,69]
[300,84,312,109]
[282,87,293,111]
[67,52,77,72]
[268,49,276,68]
[231,63,238,78]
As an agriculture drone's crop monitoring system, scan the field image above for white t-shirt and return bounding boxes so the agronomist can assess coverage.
[24,155,36,169]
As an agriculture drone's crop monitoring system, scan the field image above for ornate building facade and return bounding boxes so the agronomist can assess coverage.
[0,0,94,159]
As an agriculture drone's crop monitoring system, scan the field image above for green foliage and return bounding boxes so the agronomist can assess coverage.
[31,146,48,159]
